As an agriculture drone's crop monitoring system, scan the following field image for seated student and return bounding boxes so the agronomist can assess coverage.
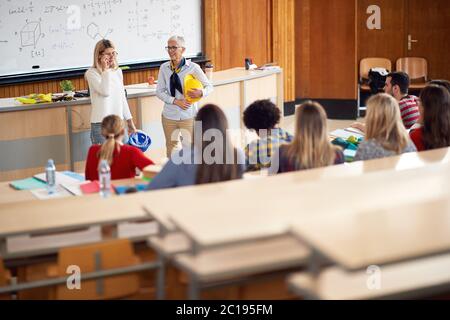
[385,72,420,129]
[409,85,450,151]
[354,94,416,161]
[429,80,450,93]
[243,99,293,171]
[147,104,245,190]
[352,72,420,132]
[85,115,154,181]
[409,81,450,131]
[271,101,344,174]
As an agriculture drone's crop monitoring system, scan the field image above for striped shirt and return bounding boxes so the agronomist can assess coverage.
[399,95,420,129]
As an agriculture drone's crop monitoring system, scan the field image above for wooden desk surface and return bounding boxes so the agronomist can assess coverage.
[0,193,148,238]
[291,196,450,271]
[142,147,450,237]
[1,148,450,248]
[0,177,146,205]
[0,182,35,204]
[141,155,450,248]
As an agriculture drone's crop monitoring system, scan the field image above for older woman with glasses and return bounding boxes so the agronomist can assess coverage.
[156,35,213,157]
[85,39,137,144]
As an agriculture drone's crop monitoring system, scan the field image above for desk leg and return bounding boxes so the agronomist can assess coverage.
[156,254,165,300]
[188,275,200,300]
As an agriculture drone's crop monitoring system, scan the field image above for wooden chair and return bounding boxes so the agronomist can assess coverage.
[46,239,141,300]
[0,259,12,300]
[359,58,392,92]
[396,57,428,90]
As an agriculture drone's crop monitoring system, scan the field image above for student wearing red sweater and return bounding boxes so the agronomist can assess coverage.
[410,85,450,151]
[85,115,154,181]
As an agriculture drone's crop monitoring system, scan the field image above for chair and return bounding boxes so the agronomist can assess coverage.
[0,259,12,300]
[396,57,428,90]
[46,239,141,300]
[359,57,392,92]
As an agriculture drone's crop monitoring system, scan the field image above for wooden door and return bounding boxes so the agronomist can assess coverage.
[406,0,450,80]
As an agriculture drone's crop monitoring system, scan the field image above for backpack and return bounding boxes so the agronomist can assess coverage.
[368,68,389,94]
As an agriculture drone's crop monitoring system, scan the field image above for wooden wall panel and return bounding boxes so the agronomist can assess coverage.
[216,0,272,70]
[0,69,160,99]
[296,0,357,100]
[272,0,296,102]
[407,0,450,81]
[357,0,406,71]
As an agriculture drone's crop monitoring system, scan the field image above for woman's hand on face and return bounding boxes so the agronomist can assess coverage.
[187,89,203,99]
[100,55,111,71]
[174,98,191,110]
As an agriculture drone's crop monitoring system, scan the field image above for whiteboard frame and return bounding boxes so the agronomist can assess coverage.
[0,0,206,86]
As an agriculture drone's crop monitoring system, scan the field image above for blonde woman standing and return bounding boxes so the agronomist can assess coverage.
[354,93,416,161]
[85,115,153,181]
[85,39,137,144]
[271,101,344,174]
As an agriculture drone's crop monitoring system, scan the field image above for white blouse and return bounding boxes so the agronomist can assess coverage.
[85,67,132,123]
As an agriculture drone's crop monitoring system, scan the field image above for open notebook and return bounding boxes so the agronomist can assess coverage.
[30,171,85,199]
[329,127,364,140]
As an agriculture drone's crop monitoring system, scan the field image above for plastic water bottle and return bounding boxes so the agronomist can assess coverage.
[45,159,56,194]
[99,160,111,198]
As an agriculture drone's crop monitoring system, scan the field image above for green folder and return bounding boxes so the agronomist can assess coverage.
[10,177,47,190]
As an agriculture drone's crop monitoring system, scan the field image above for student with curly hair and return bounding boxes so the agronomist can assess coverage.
[243,99,293,171]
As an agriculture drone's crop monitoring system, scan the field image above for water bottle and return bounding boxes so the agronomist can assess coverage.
[45,159,56,194]
[99,160,111,198]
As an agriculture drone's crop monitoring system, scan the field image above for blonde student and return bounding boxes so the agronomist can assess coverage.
[354,93,416,161]
[85,39,137,145]
[85,115,153,181]
[271,101,344,174]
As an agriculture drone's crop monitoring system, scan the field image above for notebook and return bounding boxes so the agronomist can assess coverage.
[34,171,83,185]
[329,128,364,140]
[114,184,148,195]
[79,181,115,194]
[10,177,47,190]
[30,185,73,200]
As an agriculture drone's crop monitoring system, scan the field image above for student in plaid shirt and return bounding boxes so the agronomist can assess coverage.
[243,99,293,171]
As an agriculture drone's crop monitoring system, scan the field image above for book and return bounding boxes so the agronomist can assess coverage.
[79,181,101,194]
[30,185,73,200]
[79,181,115,194]
[114,184,148,195]
[329,128,364,140]
[34,171,82,185]
[10,177,47,190]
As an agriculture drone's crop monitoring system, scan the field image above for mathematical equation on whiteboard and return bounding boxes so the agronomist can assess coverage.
[2,0,189,60]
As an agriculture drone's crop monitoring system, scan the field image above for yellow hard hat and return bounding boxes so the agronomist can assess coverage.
[184,74,203,103]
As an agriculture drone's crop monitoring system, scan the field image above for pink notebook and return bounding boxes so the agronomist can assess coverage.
[80,181,115,194]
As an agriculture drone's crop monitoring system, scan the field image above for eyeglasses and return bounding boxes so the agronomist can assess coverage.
[102,51,118,57]
[165,46,182,51]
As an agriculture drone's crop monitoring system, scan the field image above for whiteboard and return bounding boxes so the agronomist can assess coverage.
[0,0,203,77]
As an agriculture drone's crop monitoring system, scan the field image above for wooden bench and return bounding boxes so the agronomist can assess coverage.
[288,253,450,300]
[172,235,309,299]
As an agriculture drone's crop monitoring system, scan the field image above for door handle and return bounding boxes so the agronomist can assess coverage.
[408,34,418,51]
